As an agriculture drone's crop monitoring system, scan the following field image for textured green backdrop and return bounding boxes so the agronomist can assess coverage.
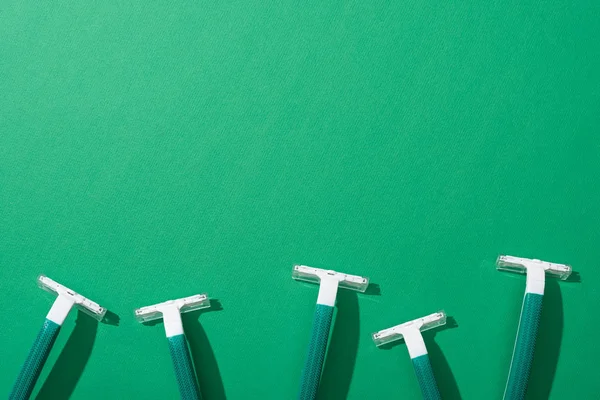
[1,1,599,399]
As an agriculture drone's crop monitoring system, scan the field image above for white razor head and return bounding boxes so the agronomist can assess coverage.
[496,255,572,280]
[134,294,210,323]
[38,275,107,321]
[292,265,369,292]
[372,311,446,347]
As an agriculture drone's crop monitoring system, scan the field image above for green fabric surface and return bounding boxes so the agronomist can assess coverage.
[1,1,599,399]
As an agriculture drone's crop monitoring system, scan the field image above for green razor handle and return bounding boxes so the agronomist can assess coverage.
[9,319,61,400]
[168,334,202,400]
[412,353,442,400]
[504,292,543,400]
[298,304,334,400]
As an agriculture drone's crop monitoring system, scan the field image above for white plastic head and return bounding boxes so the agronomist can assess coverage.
[292,265,369,292]
[372,311,447,347]
[38,275,107,321]
[496,255,571,280]
[134,294,210,323]
[135,293,210,338]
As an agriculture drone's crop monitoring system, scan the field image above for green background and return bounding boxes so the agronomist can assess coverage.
[1,1,599,399]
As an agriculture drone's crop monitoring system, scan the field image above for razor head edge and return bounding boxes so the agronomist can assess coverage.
[38,275,107,321]
[292,265,369,292]
[496,255,572,280]
[134,294,210,323]
[372,311,446,347]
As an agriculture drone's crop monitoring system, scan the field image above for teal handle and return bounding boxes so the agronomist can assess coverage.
[167,334,202,400]
[504,292,544,400]
[10,319,61,400]
[298,304,334,400]
[412,354,441,400]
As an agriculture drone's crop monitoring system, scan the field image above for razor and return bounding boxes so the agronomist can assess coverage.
[372,311,447,400]
[10,276,107,400]
[292,265,369,400]
[135,294,210,400]
[496,255,572,400]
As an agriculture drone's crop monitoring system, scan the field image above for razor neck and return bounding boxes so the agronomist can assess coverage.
[402,327,427,359]
[316,277,340,307]
[525,264,546,295]
[162,306,184,337]
[46,295,76,325]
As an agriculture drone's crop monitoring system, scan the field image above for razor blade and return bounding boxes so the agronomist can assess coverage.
[372,311,446,347]
[135,294,210,323]
[38,275,107,321]
[497,255,572,280]
[292,265,369,292]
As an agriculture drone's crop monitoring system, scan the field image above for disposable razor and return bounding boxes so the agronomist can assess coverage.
[10,276,107,400]
[496,255,572,400]
[135,294,210,400]
[372,311,446,400]
[292,265,369,400]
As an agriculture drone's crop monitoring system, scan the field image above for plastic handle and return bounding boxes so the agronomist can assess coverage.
[298,304,334,400]
[10,319,61,400]
[503,292,544,400]
[412,354,441,400]
[167,334,202,400]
